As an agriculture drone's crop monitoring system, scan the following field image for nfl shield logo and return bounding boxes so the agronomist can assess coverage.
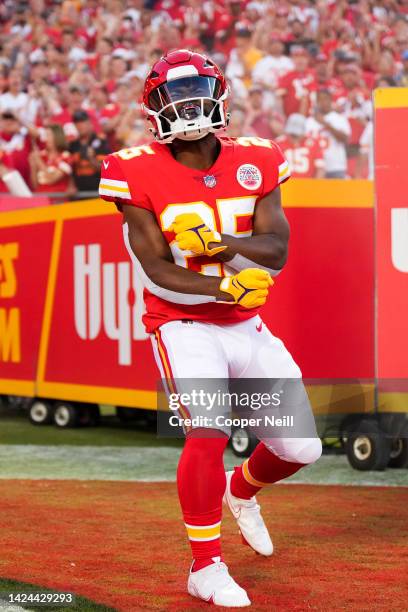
[203,175,217,188]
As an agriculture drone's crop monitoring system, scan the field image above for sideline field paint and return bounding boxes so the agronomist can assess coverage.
[0,445,407,487]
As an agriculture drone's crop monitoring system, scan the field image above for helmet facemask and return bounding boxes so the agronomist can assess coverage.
[144,76,229,143]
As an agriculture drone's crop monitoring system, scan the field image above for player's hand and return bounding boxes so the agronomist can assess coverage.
[169,213,227,257]
[218,268,274,308]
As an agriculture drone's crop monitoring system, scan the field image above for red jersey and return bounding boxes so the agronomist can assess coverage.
[277,135,325,178]
[99,102,120,122]
[278,70,316,116]
[99,136,290,333]
[34,149,72,194]
[307,77,344,109]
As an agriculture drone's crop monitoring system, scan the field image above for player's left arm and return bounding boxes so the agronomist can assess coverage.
[215,186,290,272]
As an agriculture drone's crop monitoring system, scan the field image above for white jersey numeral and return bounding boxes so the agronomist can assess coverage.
[160,196,257,275]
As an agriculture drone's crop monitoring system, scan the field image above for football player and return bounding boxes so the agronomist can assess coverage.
[99,49,322,608]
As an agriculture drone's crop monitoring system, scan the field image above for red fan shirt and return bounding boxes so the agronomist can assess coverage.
[278,69,316,115]
[34,149,72,193]
[277,135,325,178]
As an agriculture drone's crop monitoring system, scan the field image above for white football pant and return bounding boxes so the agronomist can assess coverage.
[152,315,322,465]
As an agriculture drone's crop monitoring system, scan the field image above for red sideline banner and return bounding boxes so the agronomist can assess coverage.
[0,180,374,408]
[375,88,408,400]
[0,223,54,380]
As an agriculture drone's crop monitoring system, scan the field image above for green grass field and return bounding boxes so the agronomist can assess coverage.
[0,578,115,611]
[0,405,182,448]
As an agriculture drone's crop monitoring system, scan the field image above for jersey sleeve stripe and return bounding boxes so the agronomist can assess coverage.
[278,160,290,177]
[278,160,291,184]
[99,176,131,199]
[99,183,130,194]
[100,177,130,189]
[278,170,291,184]
[99,186,131,199]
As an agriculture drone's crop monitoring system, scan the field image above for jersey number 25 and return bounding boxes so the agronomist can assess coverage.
[160,196,257,276]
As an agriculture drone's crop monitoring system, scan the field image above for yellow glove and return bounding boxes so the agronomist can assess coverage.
[219,268,274,308]
[169,213,227,257]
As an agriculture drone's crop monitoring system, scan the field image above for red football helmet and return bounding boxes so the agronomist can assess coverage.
[142,49,230,143]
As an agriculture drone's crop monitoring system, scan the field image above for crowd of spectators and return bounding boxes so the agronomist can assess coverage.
[0,0,407,201]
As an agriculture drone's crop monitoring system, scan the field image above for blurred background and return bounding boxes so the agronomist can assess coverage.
[0,0,407,203]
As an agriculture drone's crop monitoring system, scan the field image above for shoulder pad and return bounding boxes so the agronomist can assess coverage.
[113,144,157,163]
[234,136,274,149]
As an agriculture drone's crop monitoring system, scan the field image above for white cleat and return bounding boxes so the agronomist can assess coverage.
[223,471,273,557]
[187,557,251,607]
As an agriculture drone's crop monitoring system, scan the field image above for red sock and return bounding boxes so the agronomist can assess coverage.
[177,428,229,570]
[231,442,305,499]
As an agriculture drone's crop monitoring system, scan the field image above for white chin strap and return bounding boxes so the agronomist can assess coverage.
[144,91,229,144]
[176,129,210,141]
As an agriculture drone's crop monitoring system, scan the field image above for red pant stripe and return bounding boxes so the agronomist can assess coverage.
[154,329,191,427]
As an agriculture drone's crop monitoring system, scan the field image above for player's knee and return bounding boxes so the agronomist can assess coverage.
[264,437,322,464]
[291,437,322,464]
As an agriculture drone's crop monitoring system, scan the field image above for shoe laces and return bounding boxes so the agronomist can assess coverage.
[214,562,233,587]
[237,497,266,528]
[213,559,228,574]
[237,496,260,512]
